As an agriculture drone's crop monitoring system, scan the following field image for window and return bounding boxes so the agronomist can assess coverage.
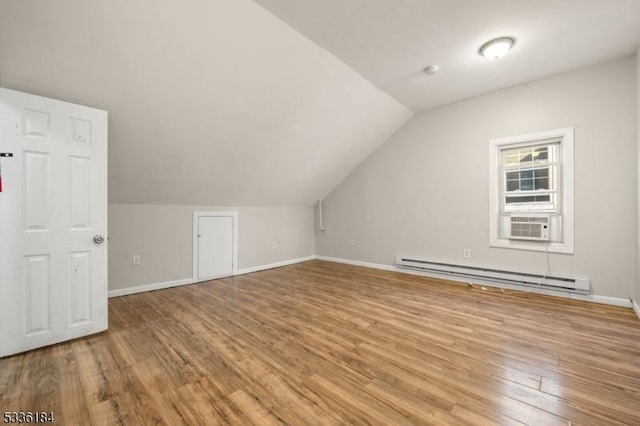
[489,128,574,254]
[502,142,558,213]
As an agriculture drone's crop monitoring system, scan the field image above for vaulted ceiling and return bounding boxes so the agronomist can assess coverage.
[1,0,638,206]
[0,0,412,206]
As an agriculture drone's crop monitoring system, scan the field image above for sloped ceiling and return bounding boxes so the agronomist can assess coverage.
[0,0,412,206]
[254,0,640,112]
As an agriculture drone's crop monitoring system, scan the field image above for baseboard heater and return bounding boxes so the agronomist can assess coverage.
[395,256,590,294]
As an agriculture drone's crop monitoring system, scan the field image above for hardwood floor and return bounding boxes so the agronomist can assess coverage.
[1,260,639,425]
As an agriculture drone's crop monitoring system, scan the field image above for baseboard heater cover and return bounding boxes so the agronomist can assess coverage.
[395,256,590,294]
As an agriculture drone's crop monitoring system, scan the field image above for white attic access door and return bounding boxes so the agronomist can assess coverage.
[193,211,237,282]
[0,88,108,357]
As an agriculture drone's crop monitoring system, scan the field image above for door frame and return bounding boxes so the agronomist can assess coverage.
[192,211,238,282]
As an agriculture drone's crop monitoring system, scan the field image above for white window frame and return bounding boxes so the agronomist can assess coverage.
[489,127,574,254]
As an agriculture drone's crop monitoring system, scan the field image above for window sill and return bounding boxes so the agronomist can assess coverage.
[490,239,574,254]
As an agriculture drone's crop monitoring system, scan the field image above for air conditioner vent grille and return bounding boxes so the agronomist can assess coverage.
[511,216,549,223]
[509,215,549,241]
[511,223,543,239]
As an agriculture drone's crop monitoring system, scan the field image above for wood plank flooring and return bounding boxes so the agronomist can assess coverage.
[1,260,639,425]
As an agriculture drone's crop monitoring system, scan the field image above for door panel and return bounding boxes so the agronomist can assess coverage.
[197,216,234,280]
[23,109,49,138]
[69,251,92,326]
[24,254,51,335]
[69,156,91,229]
[23,151,50,230]
[0,88,108,357]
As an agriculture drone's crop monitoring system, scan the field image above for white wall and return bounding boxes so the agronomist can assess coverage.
[109,204,314,291]
[317,57,637,299]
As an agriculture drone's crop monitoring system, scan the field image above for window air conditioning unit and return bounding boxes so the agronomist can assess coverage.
[509,216,550,241]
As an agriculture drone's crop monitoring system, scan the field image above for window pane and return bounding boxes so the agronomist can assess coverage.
[507,196,534,204]
[534,168,548,178]
[520,178,534,191]
[505,154,519,165]
[506,171,519,180]
[503,144,556,165]
[519,151,533,163]
[534,147,548,160]
[521,170,533,179]
[535,177,549,190]
[506,180,519,191]
[505,195,551,204]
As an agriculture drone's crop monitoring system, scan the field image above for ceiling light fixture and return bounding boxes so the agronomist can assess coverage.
[478,37,516,60]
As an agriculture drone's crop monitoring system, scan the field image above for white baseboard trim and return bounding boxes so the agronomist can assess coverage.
[316,256,633,309]
[108,278,194,298]
[234,255,316,276]
[108,255,316,298]
[315,255,395,272]
[569,294,632,308]
[633,299,640,320]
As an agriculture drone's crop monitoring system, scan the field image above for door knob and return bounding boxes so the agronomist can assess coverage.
[93,234,105,244]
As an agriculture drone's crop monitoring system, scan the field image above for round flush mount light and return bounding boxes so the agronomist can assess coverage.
[423,65,440,75]
[478,36,516,60]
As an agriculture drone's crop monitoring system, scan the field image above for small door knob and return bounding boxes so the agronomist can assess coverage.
[93,234,105,244]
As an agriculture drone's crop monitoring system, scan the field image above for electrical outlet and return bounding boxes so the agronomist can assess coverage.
[350,238,356,247]
[463,248,471,258]
[132,255,141,265]
[272,241,278,249]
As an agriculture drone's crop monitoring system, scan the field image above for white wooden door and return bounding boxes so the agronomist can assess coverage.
[197,216,234,281]
[0,88,108,358]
